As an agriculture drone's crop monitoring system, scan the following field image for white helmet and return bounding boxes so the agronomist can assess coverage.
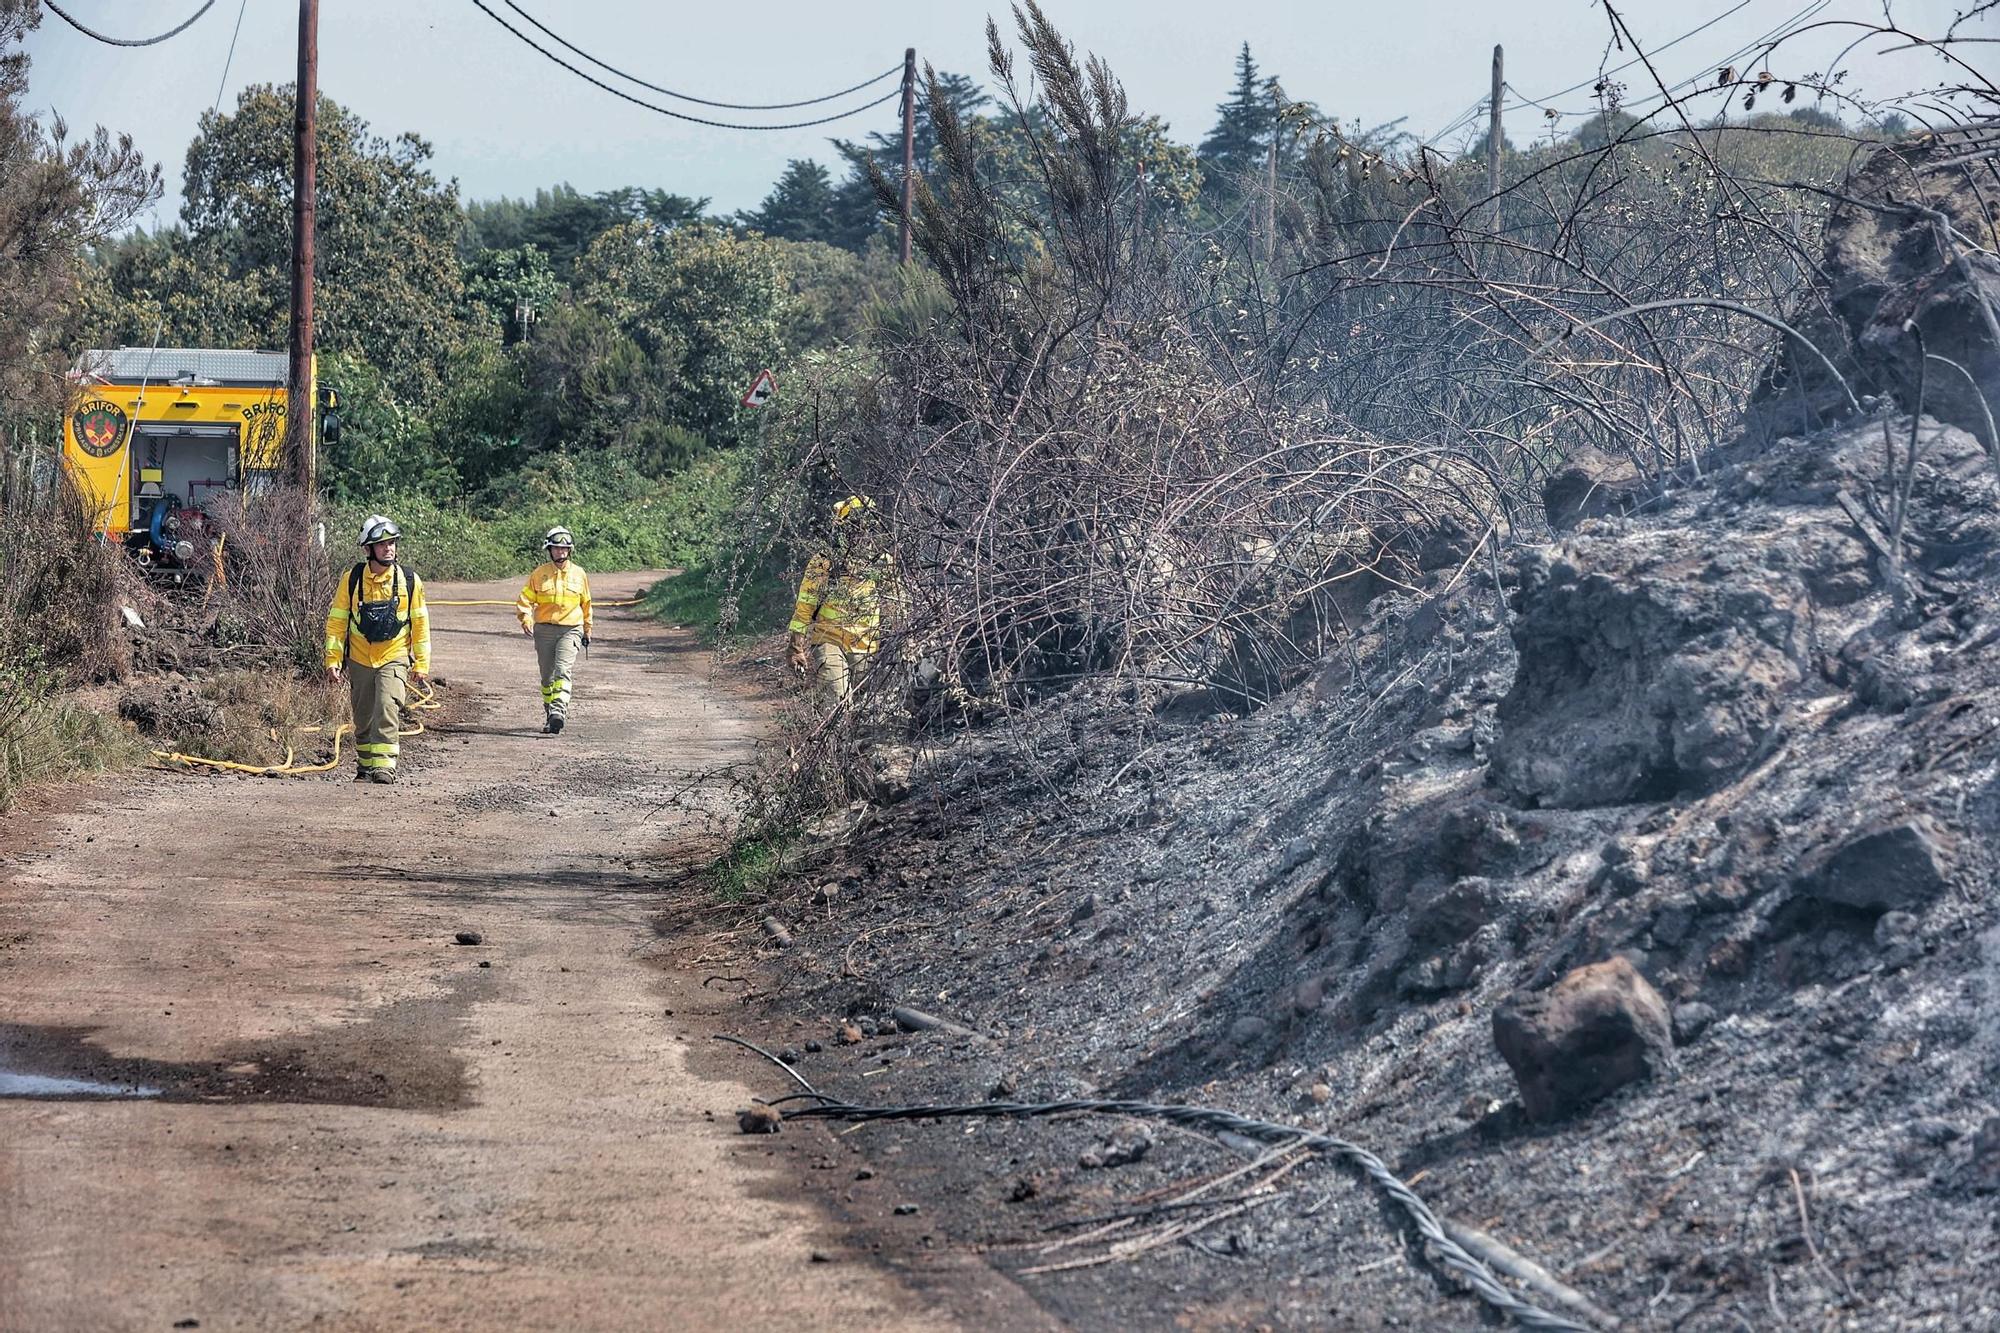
[544,526,575,550]
[358,514,401,547]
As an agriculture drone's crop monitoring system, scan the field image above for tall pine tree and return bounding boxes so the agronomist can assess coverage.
[1198,44,1275,206]
[741,159,838,243]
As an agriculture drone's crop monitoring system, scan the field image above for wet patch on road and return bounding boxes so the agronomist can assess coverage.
[0,984,472,1110]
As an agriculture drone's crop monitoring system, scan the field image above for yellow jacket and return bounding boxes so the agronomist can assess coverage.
[517,562,592,633]
[789,551,891,654]
[324,562,431,673]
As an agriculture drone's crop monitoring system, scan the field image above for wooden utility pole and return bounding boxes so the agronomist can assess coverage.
[1264,90,1279,265]
[898,47,916,266]
[287,0,319,497]
[1487,44,1504,201]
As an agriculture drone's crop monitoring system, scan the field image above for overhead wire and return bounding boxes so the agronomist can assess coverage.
[1510,0,1759,111]
[468,0,905,131]
[41,0,217,47]
[1509,0,1836,122]
[499,0,902,111]
[1426,0,1830,145]
[210,0,250,116]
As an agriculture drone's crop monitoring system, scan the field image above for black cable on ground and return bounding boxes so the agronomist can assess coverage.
[468,0,903,132]
[776,1095,1600,1332]
[42,0,216,47]
[710,1034,819,1095]
[501,0,901,111]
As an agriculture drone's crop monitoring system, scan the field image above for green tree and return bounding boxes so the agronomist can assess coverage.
[464,243,559,344]
[773,237,897,350]
[0,5,156,419]
[1574,109,1643,150]
[574,222,793,448]
[98,86,474,409]
[79,226,261,353]
[741,159,838,243]
[1197,44,1275,205]
[464,184,706,277]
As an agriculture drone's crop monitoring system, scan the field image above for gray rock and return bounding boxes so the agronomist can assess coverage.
[1491,533,1808,809]
[1403,929,1492,995]
[1069,894,1099,925]
[1907,1117,1962,1146]
[1671,1001,1717,1042]
[1411,877,1506,946]
[1650,897,1697,948]
[1439,802,1521,876]
[1801,818,1952,912]
[1965,1117,2000,1195]
[1874,910,1921,948]
[1229,1016,1270,1047]
[1493,958,1675,1121]
[1281,837,1316,872]
[1079,1130,1152,1169]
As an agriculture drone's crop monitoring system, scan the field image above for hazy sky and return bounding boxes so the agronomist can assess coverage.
[21,0,1981,229]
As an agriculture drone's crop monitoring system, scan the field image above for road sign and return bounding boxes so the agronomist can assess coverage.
[740,368,776,409]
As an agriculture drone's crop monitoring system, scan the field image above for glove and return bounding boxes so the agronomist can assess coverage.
[581,633,591,649]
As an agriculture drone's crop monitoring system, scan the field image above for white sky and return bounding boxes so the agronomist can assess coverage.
[21,0,1985,230]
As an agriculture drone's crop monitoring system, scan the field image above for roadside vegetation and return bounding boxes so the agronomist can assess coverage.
[720,1,1928,825]
[0,1,153,806]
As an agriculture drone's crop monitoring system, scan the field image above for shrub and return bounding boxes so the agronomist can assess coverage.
[0,440,134,806]
[329,451,745,583]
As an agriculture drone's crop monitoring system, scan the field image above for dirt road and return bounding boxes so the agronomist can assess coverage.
[0,573,967,1332]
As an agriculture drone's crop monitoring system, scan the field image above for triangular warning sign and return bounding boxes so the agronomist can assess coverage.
[740,368,777,409]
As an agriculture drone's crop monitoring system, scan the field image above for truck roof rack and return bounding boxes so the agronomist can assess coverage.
[74,348,289,389]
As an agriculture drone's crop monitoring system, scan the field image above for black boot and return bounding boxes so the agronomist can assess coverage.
[547,714,564,735]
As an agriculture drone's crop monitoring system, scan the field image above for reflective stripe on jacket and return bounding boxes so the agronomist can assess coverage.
[788,552,890,654]
[324,564,431,673]
[517,562,592,633]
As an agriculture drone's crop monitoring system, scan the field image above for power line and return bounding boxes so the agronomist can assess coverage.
[469,0,904,131]
[41,0,217,47]
[1427,0,1822,143]
[1508,0,1834,122]
[211,0,250,117]
[1511,0,1758,110]
[501,0,902,111]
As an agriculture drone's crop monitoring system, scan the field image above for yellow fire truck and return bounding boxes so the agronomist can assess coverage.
[61,347,329,569]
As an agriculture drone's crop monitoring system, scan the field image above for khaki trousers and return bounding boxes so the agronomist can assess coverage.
[812,641,870,713]
[534,623,583,720]
[349,661,408,774]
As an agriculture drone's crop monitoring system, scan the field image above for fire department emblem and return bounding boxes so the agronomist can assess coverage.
[72,399,128,458]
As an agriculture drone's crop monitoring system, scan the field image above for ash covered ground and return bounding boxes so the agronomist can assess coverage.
[707,410,2000,1331]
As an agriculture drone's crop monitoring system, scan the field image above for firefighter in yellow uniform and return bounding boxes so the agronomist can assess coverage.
[324,515,431,784]
[516,526,592,735]
[788,496,891,713]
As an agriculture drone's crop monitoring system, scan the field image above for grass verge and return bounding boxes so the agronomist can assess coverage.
[706,830,799,903]
[0,688,140,811]
[642,558,794,646]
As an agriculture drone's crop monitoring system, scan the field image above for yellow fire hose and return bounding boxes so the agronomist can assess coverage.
[428,597,646,607]
[149,679,445,777]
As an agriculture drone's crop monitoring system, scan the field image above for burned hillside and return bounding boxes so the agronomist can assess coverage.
[705,12,2000,1330]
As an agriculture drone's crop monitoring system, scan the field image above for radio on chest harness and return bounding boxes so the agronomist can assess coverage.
[342,562,415,667]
